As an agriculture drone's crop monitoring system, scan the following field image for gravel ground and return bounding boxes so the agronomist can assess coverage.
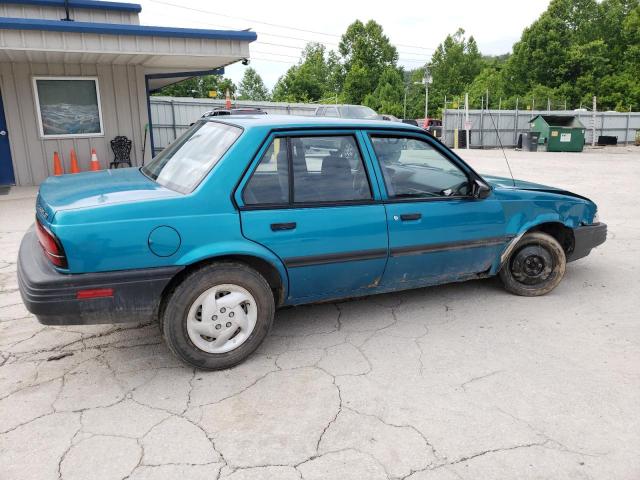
[1,146,639,480]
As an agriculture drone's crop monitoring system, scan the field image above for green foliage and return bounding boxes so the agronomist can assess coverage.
[238,67,270,101]
[157,2,639,115]
[363,66,405,117]
[153,75,236,98]
[272,43,332,102]
[502,0,640,109]
[338,20,398,104]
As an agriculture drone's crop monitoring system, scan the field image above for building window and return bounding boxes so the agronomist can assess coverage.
[32,77,104,138]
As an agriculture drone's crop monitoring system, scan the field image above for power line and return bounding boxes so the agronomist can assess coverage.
[146,0,436,53]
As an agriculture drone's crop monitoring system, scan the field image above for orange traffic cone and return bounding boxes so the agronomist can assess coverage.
[69,148,80,174]
[225,89,232,109]
[53,151,63,176]
[89,148,101,171]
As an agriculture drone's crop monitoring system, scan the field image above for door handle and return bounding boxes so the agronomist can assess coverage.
[270,222,296,231]
[400,213,421,221]
[0,130,6,136]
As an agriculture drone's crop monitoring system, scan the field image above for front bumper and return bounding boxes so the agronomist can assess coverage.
[17,227,183,325]
[567,223,607,262]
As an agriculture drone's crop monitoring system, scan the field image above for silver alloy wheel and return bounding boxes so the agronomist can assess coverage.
[186,284,258,354]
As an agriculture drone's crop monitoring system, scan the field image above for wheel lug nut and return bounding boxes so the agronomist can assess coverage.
[212,315,217,320]
[229,312,234,317]
[215,324,221,330]
[226,322,232,327]
[220,308,226,313]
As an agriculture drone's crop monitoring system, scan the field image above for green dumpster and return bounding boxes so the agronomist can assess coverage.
[529,115,586,152]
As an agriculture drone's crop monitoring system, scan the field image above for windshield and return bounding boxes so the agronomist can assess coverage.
[142,121,241,193]
[342,105,378,119]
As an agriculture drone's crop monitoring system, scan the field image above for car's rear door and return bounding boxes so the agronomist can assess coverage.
[237,130,388,303]
[363,131,508,288]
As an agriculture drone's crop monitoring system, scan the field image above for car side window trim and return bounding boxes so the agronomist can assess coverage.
[363,130,483,203]
[236,129,380,210]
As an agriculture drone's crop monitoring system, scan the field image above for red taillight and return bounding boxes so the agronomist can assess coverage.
[35,219,67,268]
[76,288,113,299]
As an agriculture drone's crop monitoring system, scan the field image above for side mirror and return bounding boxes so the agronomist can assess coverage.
[472,179,491,199]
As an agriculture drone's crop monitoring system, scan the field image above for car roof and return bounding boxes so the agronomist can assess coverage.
[202,114,423,131]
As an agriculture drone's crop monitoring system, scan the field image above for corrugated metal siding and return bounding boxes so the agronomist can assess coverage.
[0,5,140,24]
[1,62,148,185]
[442,109,640,148]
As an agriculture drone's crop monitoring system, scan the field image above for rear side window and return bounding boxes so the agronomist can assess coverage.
[243,138,288,206]
[242,135,372,206]
[291,136,371,203]
[142,121,241,193]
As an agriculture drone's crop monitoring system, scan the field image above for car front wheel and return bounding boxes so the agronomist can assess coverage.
[499,231,566,297]
[162,262,274,370]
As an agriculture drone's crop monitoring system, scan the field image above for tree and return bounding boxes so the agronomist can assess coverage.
[338,20,398,104]
[363,66,405,116]
[428,29,483,112]
[272,43,332,102]
[238,68,269,101]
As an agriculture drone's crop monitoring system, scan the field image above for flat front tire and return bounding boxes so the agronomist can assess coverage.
[162,262,274,370]
[499,231,566,297]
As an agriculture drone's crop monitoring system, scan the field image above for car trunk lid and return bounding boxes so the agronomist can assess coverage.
[37,168,181,222]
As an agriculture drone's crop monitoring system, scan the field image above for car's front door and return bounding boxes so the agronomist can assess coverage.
[364,132,508,288]
[237,131,388,303]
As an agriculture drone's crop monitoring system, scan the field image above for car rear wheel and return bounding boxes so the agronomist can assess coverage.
[499,232,566,296]
[162,262,274,370]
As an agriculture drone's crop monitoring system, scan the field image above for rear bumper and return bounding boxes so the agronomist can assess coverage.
[567,223,607,262]
[17,227,183,325]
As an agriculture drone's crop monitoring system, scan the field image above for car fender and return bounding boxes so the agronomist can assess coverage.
[175,240,289,297]
[494,212,579,273]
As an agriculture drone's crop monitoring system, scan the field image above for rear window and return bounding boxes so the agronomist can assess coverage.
[142,121,241,193]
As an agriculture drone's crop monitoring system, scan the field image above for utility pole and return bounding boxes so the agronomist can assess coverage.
[423,65,432,120]
[592,95,597,147]
[465,92,470,150]
[403,87,407,120]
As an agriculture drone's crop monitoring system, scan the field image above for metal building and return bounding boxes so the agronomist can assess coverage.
[0,0,256,186]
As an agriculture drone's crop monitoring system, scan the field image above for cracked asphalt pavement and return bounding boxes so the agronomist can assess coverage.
[1,147,639,479]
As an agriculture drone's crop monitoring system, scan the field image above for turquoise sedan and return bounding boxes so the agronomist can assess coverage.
[18,115,606,370]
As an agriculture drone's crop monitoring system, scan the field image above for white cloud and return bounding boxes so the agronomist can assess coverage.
[138,0,550,89]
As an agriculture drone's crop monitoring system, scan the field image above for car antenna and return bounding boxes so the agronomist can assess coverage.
[485,105,516,187]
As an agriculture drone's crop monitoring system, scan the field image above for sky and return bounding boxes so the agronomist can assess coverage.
[138,0,552,90]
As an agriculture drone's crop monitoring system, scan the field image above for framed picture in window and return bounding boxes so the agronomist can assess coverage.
[32,76,104,138]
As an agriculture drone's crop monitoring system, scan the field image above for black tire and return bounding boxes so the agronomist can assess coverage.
[499,232,566,297]
[161,262,274,370]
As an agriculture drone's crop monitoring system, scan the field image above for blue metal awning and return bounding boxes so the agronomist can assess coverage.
[0,16,258,41]
[0,0,142,13]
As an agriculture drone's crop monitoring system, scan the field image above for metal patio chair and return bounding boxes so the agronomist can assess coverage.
[109,136,132,169]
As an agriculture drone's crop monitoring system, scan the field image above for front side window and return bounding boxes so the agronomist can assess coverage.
[242,135,372,206]
[142,121,241,194]
[33,76,104,138]
[370,136,471,198]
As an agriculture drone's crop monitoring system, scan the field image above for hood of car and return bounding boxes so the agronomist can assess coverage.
[482,174,590,201]
[38,168,181,219]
